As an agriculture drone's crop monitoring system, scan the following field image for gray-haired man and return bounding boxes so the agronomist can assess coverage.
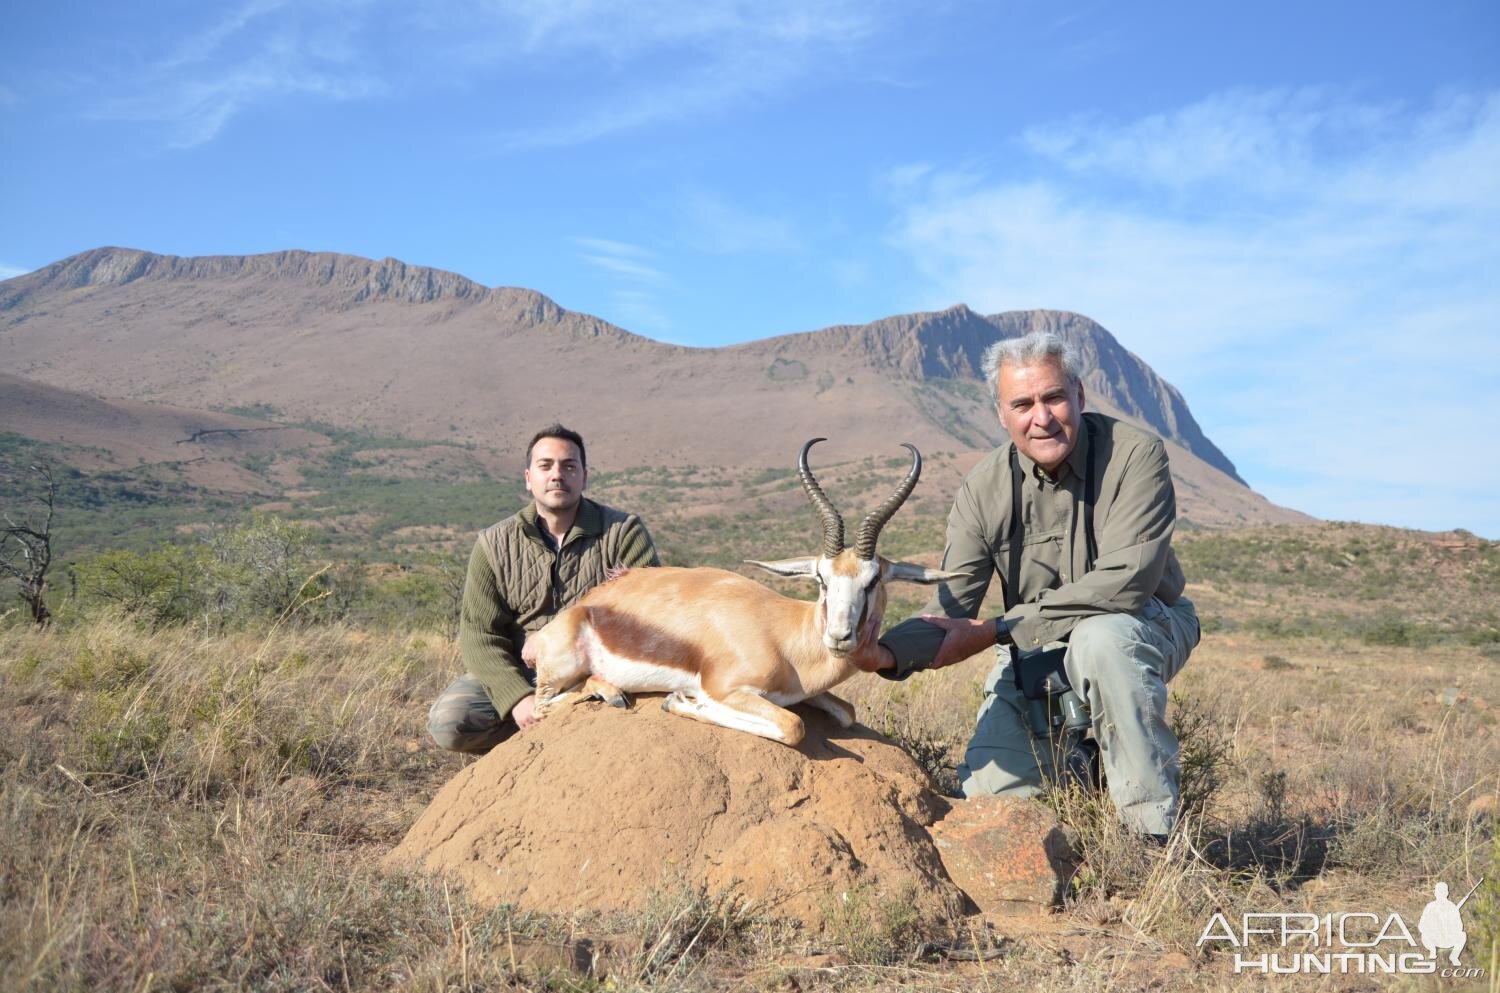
[870,331,1200,838]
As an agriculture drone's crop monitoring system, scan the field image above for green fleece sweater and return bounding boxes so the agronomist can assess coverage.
[458,497,659,719]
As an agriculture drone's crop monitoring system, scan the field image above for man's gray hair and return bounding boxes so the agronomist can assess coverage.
[982,331,1083,396]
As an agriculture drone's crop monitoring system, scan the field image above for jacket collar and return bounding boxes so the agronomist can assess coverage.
[1013,416,1092,484]
[518,497,603,548]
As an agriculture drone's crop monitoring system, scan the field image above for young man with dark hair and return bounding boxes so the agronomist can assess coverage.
[428,424,659,753]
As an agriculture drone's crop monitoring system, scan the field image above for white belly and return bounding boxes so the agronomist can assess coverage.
[583,626,700,695]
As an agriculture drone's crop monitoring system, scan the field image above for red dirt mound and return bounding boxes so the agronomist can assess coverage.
[384,699,970,928]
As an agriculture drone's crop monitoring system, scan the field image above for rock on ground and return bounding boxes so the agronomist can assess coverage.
[385,698,970,929]
[928,795,1080,911]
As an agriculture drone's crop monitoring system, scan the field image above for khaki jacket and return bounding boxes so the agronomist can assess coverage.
[880,412,1185,677]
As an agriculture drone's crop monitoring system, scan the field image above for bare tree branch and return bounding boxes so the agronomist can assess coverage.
[0,462,56,625]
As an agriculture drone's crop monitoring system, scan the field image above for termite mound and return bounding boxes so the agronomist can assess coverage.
[385,698,969,930]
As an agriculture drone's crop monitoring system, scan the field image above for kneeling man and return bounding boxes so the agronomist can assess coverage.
[428,424,659,753]
[870,332,1200,837]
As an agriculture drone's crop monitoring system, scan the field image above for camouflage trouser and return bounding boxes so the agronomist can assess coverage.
[958,596,1201,836]
[427,674,519,754]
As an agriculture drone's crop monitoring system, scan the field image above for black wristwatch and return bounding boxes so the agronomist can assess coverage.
[993,616,1015,647]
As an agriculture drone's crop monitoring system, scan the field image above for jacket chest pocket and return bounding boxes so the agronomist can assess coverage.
[992,529,1066,562]
[992,531,1069,600]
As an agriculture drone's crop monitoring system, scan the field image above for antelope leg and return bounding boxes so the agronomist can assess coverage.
[661,689,806,746]
[804,691,856,728]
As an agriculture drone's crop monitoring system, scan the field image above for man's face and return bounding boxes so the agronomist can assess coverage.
[995,357,1085,474]
[524,436,587,514]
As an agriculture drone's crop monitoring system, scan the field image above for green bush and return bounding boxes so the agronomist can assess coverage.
[1360,618,1436,647]
[344,569,457,632]
[202,513,329,626]
[61,520,472,634]
[68,514,331,629]
[819,884,931,965]
[70,545,208,627]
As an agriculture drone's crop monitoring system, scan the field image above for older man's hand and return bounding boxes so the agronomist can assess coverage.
[847,637,897,673]
[921,615,998,670]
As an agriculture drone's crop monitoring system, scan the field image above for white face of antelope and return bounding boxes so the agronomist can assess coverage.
[815,551,884,654]
[746,549,960,657]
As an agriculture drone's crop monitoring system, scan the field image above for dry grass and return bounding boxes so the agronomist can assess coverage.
[841,630,1500,984]
[2,606,1497,991]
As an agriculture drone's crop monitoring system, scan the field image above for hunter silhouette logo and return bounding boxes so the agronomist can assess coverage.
[1419,879,1478,965]
[1198,876,1488,977]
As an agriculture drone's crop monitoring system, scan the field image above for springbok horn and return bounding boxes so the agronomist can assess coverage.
[798,438,845,559]
[853,443,921,560]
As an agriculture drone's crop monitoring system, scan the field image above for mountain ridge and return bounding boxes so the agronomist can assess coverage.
[742,304,1237,481]
[2,246,1273,522]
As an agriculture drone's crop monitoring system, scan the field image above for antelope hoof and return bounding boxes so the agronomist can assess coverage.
[592,686,631,708]
[583,676,630,709]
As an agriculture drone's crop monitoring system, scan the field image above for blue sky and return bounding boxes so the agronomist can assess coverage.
[3,1,1498,536]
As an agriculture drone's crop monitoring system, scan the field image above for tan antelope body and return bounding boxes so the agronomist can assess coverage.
[524,440,957,745]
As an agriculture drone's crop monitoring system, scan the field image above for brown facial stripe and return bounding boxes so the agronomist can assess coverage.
[861,586,886,640]
[585,606,706,675]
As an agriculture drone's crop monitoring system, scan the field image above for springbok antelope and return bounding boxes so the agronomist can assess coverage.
[522,439,958,745]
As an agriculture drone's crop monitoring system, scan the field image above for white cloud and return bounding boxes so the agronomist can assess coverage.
[492,61,769,151]
[158,0,290,69]
[580,254,666,282]
[83,0,891,150]
[888,88,1500,536]
[0,262,31,280]
[92,1,383,147]
[875,162,933,195]
[1022,87,1500,211]
[574,236,652,258]
[609,288,673,336]
[487,0,878,58]
[463,0,888,149]
[576,237,671,333]
[576,236,664,281]
[674,191,798,255]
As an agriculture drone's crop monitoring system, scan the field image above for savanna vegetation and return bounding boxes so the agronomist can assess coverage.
[2,445,1497,991]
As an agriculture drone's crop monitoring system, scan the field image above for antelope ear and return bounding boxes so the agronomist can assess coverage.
[886,561,964,584]
[746,557,820,579]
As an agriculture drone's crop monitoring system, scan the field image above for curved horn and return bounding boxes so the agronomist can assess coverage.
[853,443,921,560]
[798,438,845,559]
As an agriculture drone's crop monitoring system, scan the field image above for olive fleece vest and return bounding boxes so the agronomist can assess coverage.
[477,498,649,641]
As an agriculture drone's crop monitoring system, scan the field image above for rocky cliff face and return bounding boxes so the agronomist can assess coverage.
[2,246,495,307]
[743,304,1242,483]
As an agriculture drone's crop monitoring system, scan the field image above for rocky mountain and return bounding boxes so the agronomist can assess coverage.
[738,305,1240,482]
[0,247,1302,527]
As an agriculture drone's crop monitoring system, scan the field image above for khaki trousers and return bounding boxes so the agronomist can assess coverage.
[958,596,1200,835]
